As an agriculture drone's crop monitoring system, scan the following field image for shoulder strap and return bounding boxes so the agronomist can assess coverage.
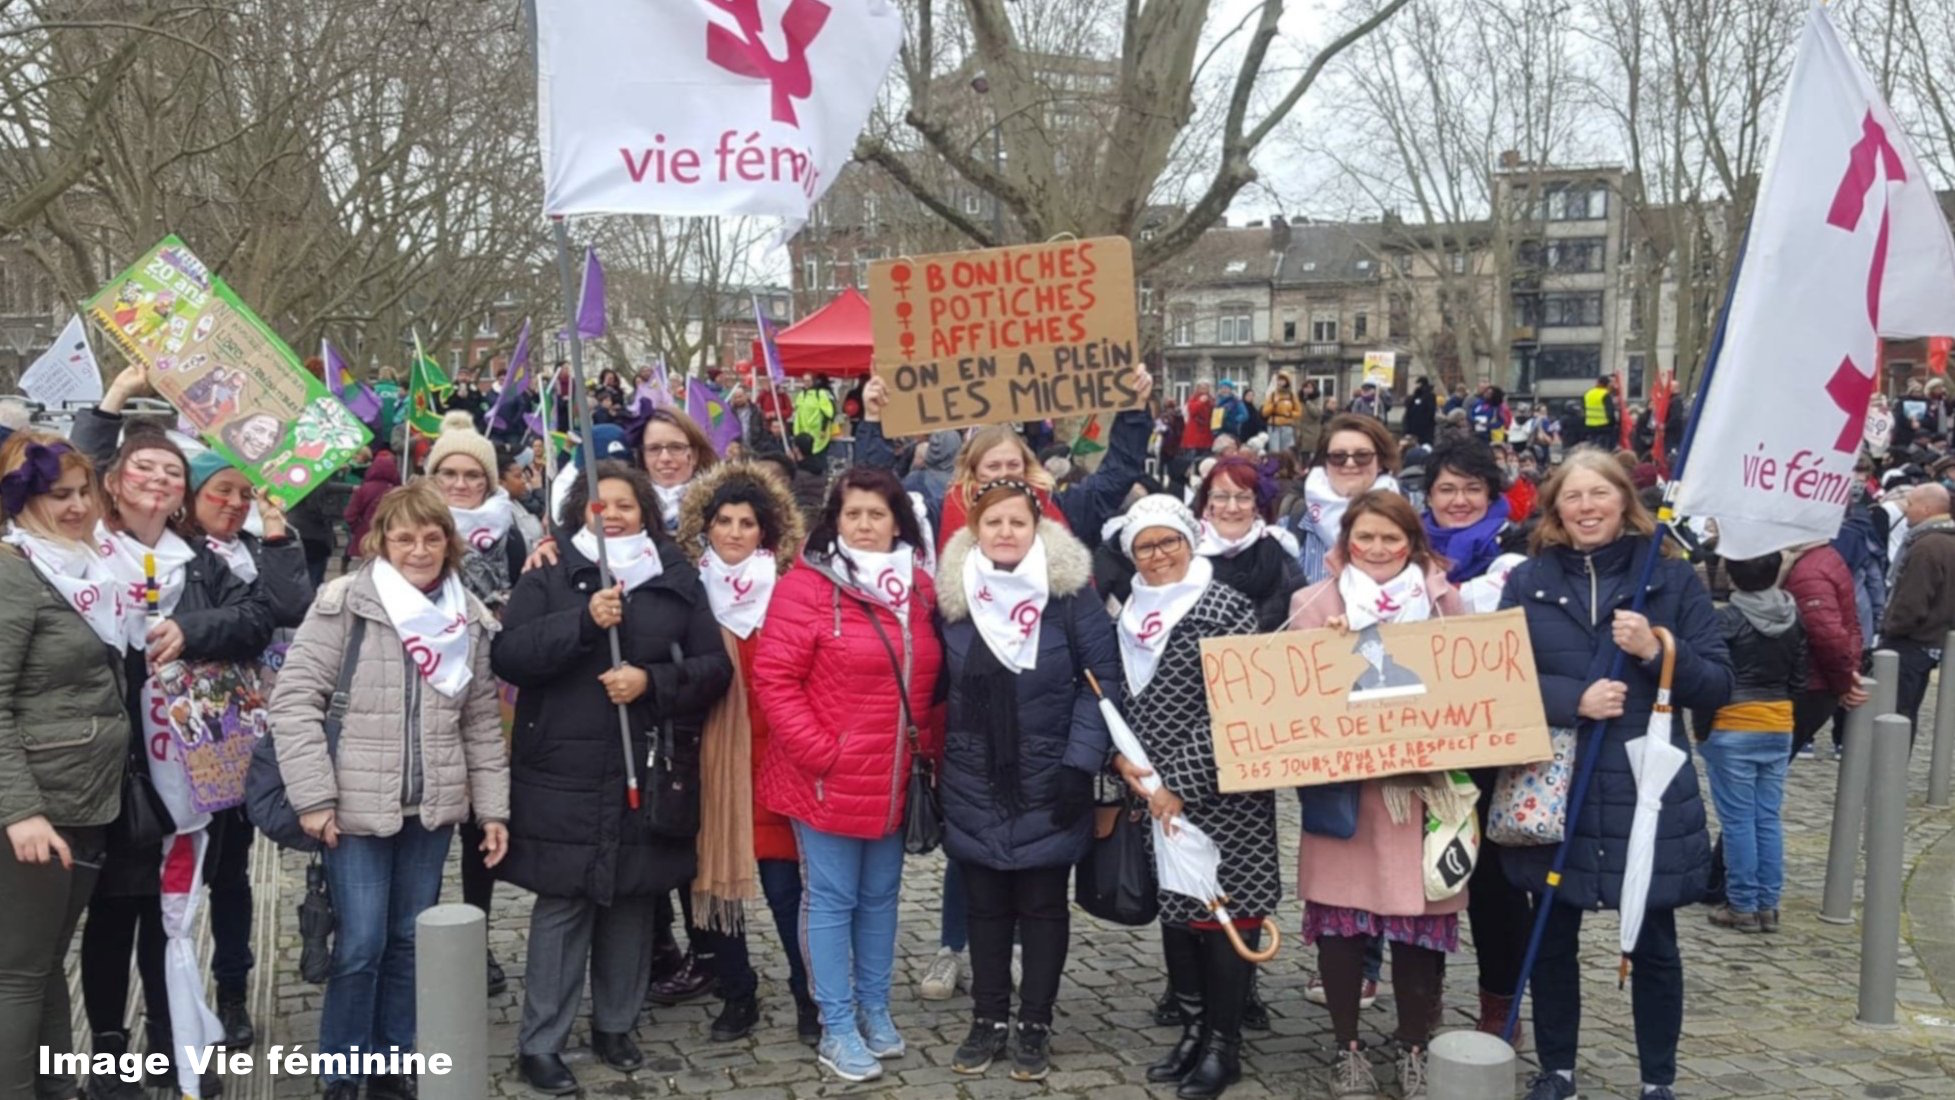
[324,616,367,756]
[853,597,919,752]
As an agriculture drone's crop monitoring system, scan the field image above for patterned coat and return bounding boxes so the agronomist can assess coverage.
[1122,580,1279,923]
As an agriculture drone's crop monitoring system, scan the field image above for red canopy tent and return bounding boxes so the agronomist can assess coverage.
[752,287,873,377]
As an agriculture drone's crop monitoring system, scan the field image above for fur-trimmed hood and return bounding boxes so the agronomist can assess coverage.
[936,517,1092,622]
[673,459,805,575]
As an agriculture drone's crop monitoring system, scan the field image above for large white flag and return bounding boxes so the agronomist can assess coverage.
[1674,3,1955,559]
[18,314,102,407]
[535,0,901,228]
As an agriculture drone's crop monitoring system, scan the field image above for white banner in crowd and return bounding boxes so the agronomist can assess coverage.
[17,314,102,407]
[1675,4,1955,559]
[534,0,901,229]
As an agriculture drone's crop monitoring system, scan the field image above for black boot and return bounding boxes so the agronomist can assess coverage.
[710,994,760,1042]
[83,1031,146,1100]
[794,992,821,1047]
[517,1053,579,1095]
[591,1028,644,1071]
[1176,930,1247,1100]
[217,985,256,1049]
[1152,982,1180,1027]
[1146,925,1207,1083]
[1241,965,1270,1031]
[143,1023,174,1088]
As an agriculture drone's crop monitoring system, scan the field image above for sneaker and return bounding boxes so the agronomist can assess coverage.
[1830,743,1844,762]
[952,1019,1009,1075]
[1329,1044,1379,1098]
[1306,976,1379,1008]
[1707,904,1762,932]
[857,1004,906,1059]
[1009,1022,1050,1083]
[1397,1044,1427,1100]
[1522,1070,1579,1100]
[1760,908,1781,934]
[817,1030,884,1083]
[1798,742,1817,759]
[920,947,963,1001]
[1642,1089,1677,1100]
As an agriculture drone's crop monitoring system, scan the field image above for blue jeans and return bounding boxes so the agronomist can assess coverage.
[319,821,454,1085]
[941,859,968,951]
[1700,731,1789,912]
[793,822,904,1032]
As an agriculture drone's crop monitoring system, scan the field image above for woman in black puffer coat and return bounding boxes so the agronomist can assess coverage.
[935,480,1119,1080]
[1497,448,1731,1100]
[490,461,730,1096]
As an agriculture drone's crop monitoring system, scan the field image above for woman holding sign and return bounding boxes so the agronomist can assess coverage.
[854,368,1156,555]
[1498,449,1731,1100]
[1413,438,1538,1043]
[1287,490,1467,1099]
[935,479,1119,1082]
[1105,494,1269,1100]
[1294,414,1403,585]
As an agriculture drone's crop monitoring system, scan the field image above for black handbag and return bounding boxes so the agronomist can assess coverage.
[858,598,942,855]
[247,618,366,852]
[639,644,702,838]
[1076,780,1158,926]
[108,767,178,855]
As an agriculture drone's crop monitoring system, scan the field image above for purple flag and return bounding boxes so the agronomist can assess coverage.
[687,378,744,455]
[323,339,381,425]
[489,318,533,432]
[575,247,606,340]
[753,294,787,386]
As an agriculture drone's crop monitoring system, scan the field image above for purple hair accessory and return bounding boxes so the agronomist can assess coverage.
[0,442,71,516]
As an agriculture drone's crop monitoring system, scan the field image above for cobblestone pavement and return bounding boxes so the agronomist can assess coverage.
[74,718,1955,1100]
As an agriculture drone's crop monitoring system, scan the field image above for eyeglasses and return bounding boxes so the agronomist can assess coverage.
[384,532,449,554]
[643,443,691,457]
[434,468,487,486]
[1132,536,1188,562]
[1429,482,1490,502]
[1325,450,1378,468]
[1207,492,1257,508]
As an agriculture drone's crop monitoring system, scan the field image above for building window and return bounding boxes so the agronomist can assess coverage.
[1628,290,1646,335]
[963,192,982,215]
[1310,313,1337,343]
[1517,238,1606,273]
[1449,252,1466,275]
[1533,345,1604,380]
[863,194,878,224]
[1224,260,1248,275]
[1140,227,1156,242]
[1389,294,1410,338]
[1533,182,1608,221]
[802,256,819,290]
[1354,312,1368,340]
[1538,292,1604,327]
[1171,309,1195,347]
[1282,320,1296,343]
[1395,253,1413,275]
[1139,281,1154,314]
[1217,304,1254,345]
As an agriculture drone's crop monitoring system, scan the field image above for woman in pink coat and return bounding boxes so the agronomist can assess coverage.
[1287,490,1468,1100]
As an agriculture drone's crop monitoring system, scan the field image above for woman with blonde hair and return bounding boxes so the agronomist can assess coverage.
[853,369,1157,555]
[1501,447,1731,1100]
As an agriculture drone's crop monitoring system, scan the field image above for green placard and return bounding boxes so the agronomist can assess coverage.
[85,236,370,507]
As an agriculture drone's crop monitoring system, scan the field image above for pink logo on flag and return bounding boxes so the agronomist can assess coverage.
[705,0,832,127]
[1823,113,1905,455]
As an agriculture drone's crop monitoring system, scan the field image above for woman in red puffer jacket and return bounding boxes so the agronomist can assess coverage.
[753,467,942,1083]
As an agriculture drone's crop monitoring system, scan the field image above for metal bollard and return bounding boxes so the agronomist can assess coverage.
[1930,632,1955,808]
[1871,649,1899,716]
[1857,715,1911,1028]
[416,904,489,1099]
[1819,679,1878,924]
[1426,1031,1516,1100]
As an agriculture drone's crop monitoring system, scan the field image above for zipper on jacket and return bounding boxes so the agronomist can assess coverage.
[1585,553,1599,628]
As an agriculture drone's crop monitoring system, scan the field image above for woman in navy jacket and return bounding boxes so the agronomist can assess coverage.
[1498,448,1732,1100]
[935,480,1118,1082]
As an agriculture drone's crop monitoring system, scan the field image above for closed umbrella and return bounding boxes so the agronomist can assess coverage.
[299,854,336,984]
[1085,671,1279,963]
[1617,626,1685,986]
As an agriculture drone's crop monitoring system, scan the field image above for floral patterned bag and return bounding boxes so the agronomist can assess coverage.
[1487,726,1579,846]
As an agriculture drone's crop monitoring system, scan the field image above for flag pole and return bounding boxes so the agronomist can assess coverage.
[1502,229,1749,1043]
[753,292,795,456]
[551,218,642,811]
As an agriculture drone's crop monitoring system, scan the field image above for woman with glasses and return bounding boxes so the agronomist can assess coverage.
[271,484,509,1100]
[1296,415,1402,585]
[1106,495,1270,1100]
[427,414,528,611]
[1410,439,1537,1042]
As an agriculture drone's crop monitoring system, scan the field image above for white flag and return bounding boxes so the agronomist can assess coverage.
[17,315,102,407]
[1674,3,1955,559]
[534,0,901,230]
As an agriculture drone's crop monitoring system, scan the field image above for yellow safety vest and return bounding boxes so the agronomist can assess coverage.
[1583,387,1610,427]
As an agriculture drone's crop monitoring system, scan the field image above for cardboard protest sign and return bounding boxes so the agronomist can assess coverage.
[84,237,370,508]
[868,237,1142,435]
[1362,350,1396,390]
[1201,609,1552,792]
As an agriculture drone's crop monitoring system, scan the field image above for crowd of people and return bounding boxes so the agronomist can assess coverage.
[1,350,1929,1100]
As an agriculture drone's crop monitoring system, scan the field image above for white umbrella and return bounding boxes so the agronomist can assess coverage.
[1617,626,1685,986]
[1085,671,1279,963]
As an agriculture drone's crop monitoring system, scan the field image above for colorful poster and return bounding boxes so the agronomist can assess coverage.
[1361,351,1396,390]
[155,658,269,814]
[84,236,370,508]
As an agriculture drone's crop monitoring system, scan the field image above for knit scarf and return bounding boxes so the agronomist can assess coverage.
[1119,555,1212,694]
[370,559,474,698]
[1423,497,1511,584]
[963,537,1049,672]
[3,527,132,649]
[693,627,757,933]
